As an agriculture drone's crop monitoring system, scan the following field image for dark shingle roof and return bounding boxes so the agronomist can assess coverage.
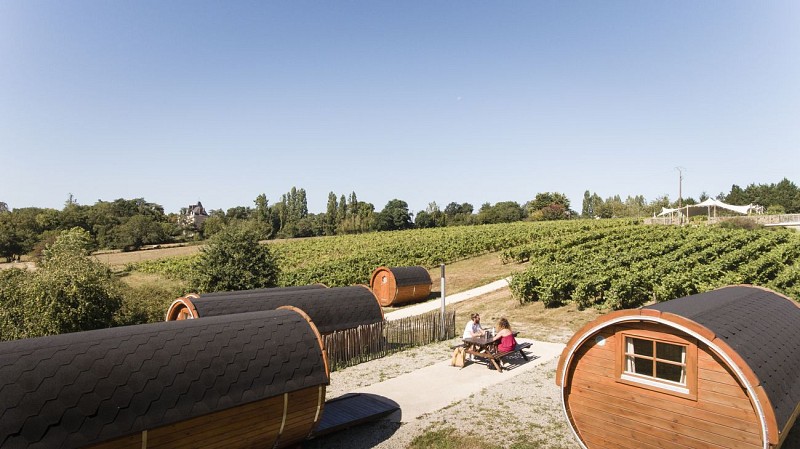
[644,286,800,431]
[199,284,326,298]
[0,309,328,449]
[388,266,431,287]
[191,285,383,334]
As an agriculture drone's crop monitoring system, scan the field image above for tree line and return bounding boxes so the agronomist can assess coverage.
[1,178,798,262]
[581,178,800,219]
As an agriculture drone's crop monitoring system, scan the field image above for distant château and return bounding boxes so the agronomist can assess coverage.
[179,201,208,230]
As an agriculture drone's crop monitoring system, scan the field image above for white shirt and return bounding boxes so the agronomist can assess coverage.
[463,320,481,338]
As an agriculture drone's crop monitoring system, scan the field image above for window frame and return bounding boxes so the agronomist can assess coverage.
[615,328,698,400]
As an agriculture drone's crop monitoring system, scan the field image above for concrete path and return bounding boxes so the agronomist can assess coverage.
[384,278,511,321]
[353,339,565,423]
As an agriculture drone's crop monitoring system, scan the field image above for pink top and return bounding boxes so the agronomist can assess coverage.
[497,333,517,353]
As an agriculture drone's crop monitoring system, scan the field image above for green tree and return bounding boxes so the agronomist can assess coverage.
[273,186,309,238]
[376,199,413,231]
[110,215,168,251]
[226,206,252,220]
[325,192,338,236]
[415,210,435,228]
[524,192,571,219]
[425,202,445,227]
[337,194,347,227]
[23,228,123,338]
[253,193,274,239]
[200,214,226,238]
[536,204,569,221]
[0,208,44,261]
[348,192,359,219]
[477,201,525,224]
[443,202,474,225]
[581,191,592,217]
[770,178,800,212]
[192,224,279,292]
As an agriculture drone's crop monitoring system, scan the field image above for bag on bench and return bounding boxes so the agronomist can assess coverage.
[451,346,466,367]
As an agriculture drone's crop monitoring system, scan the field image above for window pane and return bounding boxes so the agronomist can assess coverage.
[629,338,653,357]
[656,342,684,362]
[631,356,654,376]
[656,362,684,383]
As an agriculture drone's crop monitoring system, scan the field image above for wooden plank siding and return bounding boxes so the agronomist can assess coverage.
[274,388,325,447]
[87,434,141,449]
[86,386,323,449]
[565,323,762,449]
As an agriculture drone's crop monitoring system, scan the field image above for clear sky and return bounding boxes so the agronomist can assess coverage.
[2,1,798,215]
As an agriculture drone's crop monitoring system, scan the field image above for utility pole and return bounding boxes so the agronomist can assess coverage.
[440,264,446,339]
[675,167,685,224]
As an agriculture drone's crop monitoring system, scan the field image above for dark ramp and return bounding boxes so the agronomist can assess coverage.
[312,393,399,438]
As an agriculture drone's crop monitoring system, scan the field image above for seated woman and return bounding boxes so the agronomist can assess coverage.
[491,317,517,353]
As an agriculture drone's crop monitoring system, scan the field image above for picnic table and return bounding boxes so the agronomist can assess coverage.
[461,331,530,372]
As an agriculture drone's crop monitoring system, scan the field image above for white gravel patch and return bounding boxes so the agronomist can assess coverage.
[306,339,580,449]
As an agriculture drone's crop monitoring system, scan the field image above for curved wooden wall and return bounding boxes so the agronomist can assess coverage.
[370,266,432,307]
[557,310,770,449]
[564,321,762,448]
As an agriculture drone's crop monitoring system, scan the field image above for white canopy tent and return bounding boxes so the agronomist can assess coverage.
[657,199,763,219]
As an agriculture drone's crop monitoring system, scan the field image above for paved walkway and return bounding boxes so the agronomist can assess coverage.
[348,278,566,425]
[384,278,511,321]
[354,338,564,423]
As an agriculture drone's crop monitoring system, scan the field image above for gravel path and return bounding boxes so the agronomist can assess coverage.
[304,339,580,449]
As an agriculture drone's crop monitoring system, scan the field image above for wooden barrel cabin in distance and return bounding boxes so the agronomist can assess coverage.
[370,266,432,307]
[166,285,384,335]
[166,284,327,320]
[556,285,800,449]
[0,309,329,449]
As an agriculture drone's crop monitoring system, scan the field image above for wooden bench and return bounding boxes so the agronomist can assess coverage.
[490,342,532,365]
[466,342,532,372]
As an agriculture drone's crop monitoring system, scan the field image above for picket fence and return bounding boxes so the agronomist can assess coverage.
[323,309,456,371]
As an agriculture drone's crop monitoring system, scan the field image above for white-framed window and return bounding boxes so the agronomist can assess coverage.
[617,330,697,399]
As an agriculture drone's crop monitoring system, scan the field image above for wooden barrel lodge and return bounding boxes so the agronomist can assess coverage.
[166,284,327,320]
[197,283,327,298]
[166,285,384,335]
[556,285,800,449]
[370,266,432,307]
[0,309,329,449]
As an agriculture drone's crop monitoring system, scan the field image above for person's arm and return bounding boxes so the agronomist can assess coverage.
[492,329,509,342]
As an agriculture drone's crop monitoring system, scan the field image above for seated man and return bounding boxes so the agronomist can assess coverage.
[462,313,486,339]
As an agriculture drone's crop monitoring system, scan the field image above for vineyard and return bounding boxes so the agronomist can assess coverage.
[129,220,800,309]
[130,220,627,286]
[506,224,800,309]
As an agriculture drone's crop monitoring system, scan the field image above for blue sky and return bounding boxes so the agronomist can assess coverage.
[2,1,798,214]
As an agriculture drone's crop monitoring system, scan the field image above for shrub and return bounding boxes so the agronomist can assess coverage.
[25,228,123,336]
[0,228,124,340]
[0,268,29,341]
[718,217,762,230]
[509,271,540,304]
[115,283,182,326]
[192,224,279,292]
